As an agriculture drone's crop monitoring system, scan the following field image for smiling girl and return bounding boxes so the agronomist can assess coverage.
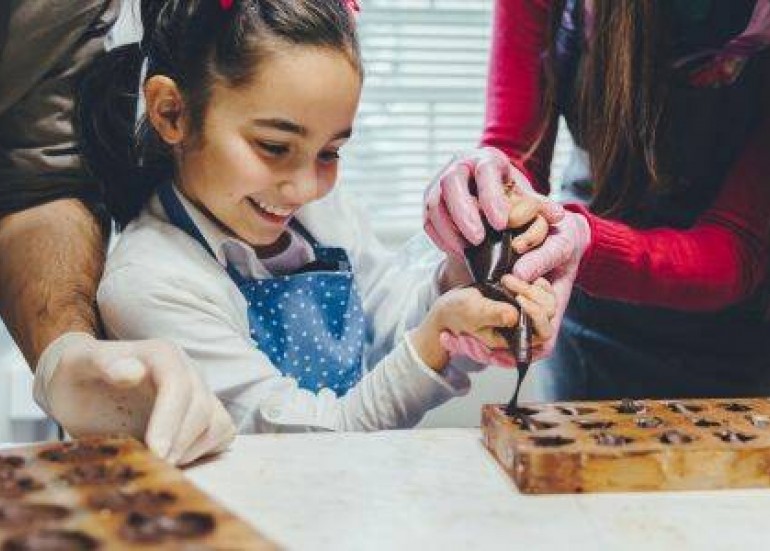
[81,0,556,433]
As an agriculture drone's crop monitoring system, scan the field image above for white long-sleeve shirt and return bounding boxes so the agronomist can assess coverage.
[97,186,471,433]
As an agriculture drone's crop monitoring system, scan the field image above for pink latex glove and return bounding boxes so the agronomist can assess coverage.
[423,147,565,256]
[511,210,592,357]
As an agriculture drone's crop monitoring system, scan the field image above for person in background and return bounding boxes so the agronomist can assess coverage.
[84,0,558,433]
[424,0,770,400]
[0,1,235,464]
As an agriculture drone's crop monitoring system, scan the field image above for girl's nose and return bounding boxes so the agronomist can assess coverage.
[283,165,322,204]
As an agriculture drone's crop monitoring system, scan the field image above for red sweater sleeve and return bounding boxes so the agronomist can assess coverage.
[572,120,770,311]
[481,0,556,193]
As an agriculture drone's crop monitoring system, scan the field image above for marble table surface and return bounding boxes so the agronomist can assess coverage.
[185,429,770,551]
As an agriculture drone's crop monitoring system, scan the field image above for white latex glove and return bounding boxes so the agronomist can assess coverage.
[34,333,236,466]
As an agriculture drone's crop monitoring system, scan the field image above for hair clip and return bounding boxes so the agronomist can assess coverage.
[219,0,234,10]
[345,0,360,14]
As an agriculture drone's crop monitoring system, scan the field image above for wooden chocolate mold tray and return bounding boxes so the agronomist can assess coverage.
[0,437,277,550]
[482,398,770,494]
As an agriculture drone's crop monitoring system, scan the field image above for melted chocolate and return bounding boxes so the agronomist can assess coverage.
[529,436,575,447]
[574,420,615,430]
[667,402,703,415]
[693,418,721,428]
[1,529,99,551]
[659,430,693,445]
[0,457,24,469]
[714,430,757,443]
[61,464,141,486]
[0,504,70,526]
[615,398,646,414]
[87,489,177,513]
[507,406,539,417]
[721,402,752,412]
[39,443,119,463]
[593,432,634,447]
[635,416,664,429]
[119,511,215,543]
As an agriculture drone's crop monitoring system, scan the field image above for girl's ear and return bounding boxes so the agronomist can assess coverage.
[144,75,188,145]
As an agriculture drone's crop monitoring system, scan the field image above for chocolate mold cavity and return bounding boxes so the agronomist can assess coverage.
[659,430,694,445]
[615,399,645,414]
[61,463,141,486]
[39,443,119,463]
[721,402,752,412]
[747,414,770,428]
[529,436,575,447]
[714,430,756,443]
[506,406,540,417]
[635,416,664,429]
[667,402,703,415]
[574,420,615,430]
[593,432,634,446]
[0,457,24,470]
[0,473,43,499]
[119,511,215,543]
[555,405,596,416]
[1,529,99,551]
[693,418,721,428]
[88,489,177,513]
[513,415,557,432]
[0,503,70,526]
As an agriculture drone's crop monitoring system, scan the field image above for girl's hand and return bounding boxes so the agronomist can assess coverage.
[437,275,558,368]
[409,275,557,371]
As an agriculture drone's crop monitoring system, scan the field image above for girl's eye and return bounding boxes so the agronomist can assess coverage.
[257,142,290,157]
[318,150,340,164]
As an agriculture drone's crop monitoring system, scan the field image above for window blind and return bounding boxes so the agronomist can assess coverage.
[344,0,573,242]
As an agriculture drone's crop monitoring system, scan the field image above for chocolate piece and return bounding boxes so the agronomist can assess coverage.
[574,420,615,430]
[667,402,703,415]
[635,416,664,429]
[693,418,721,428]
[39,443,118,463]
[556,405,597,416]
[61,463,141,486]
[615,398,646,414]
[659,430,693,445]
[529,436,575,447]
[1,529,99,551]
[714,430,757,443]
[721,402,752,412]
[119,511,215,543]
[87,489,176,513]
[747,415,770,428]
[593,432,633,446]
[0,504,70,526]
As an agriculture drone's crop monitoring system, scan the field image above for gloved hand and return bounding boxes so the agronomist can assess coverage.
[439,275,558,367]
[423,146,565,256]
[511,210,592,356]
[34,333,236,466]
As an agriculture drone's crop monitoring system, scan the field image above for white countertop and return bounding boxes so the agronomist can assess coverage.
[184,429,770,550]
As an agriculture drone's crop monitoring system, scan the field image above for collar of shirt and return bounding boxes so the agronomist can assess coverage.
[148,186,312,280]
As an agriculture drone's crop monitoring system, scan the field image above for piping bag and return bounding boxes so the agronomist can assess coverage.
[463,217,533,416]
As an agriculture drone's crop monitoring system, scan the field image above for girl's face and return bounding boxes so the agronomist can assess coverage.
[174,46,361,248]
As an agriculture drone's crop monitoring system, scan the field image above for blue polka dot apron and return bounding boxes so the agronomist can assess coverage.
[158,183,366,397]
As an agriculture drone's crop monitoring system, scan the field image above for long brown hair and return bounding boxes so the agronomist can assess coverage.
[537,0,672,218]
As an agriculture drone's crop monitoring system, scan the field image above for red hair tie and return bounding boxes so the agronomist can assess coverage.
[345,0,360,14]
[219,0,234,10]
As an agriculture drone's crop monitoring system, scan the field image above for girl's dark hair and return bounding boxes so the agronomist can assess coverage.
[78,0,361,227]
[533,0,671,219]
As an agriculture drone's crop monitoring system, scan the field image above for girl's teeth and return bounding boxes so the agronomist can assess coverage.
[257,201,292,217]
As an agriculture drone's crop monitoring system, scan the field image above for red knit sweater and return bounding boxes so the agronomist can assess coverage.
[481,0,770,312]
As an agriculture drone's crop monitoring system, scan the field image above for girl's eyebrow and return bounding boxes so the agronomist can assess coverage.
[253,118,352,140]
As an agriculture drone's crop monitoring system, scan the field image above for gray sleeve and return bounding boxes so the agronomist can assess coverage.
[0,0,119,217]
